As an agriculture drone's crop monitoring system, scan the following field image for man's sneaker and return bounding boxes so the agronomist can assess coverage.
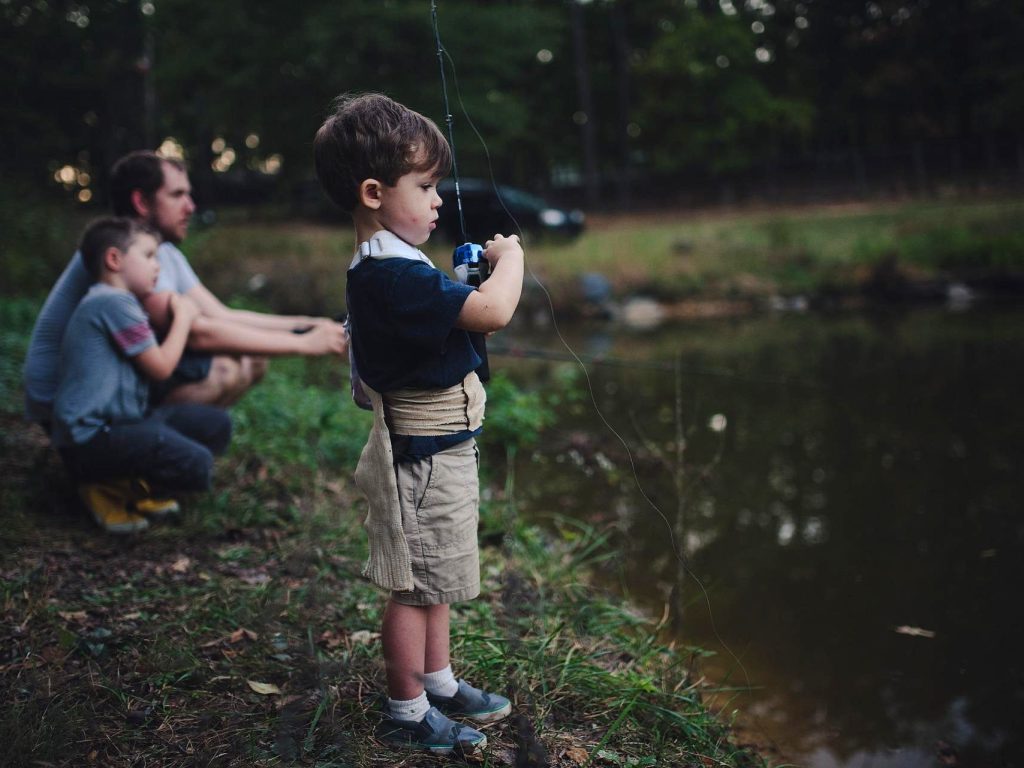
[376,705,487,755]
[79,483,149,534]
[427,680,512,723]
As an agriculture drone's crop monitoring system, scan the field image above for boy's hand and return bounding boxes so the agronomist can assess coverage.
[302,320,348,356]
[483,234,523,268]
[456,234,525,334]
[169,293,200,327]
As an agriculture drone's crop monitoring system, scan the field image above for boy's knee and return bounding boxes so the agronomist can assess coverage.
[186,447,215,491]
[206,356,263,404]
[151,427,215,492]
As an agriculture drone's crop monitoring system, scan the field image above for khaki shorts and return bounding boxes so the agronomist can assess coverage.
[391,439,480,606]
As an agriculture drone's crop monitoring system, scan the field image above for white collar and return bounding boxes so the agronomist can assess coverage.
[350,230,435,270]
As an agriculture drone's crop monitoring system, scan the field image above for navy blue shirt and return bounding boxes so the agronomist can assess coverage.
[347,257,481,392]
[347,256,485,461]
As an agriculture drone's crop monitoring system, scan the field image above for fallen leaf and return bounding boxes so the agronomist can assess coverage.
[350,630,380,645]
[318,630,344,649]
[565,746,589,764]
[229,628,258,643]
[120,612,142,621]
[247,680,281,695]
[170,556,191,573]
[274,693,305,710]
[40,646,65,663]
[58,610,88,623]
[201,627,257,648]
[894,625,936,638]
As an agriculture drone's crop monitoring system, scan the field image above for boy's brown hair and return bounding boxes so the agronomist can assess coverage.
[80,217,159,281]
[314,93,452,212]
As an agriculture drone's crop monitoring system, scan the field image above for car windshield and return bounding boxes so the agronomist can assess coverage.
[496,185,548,212]
[439,179,550,213]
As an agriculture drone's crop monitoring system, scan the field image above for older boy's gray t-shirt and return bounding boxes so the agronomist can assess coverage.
[23,242,199,422]
[51,284,157,447]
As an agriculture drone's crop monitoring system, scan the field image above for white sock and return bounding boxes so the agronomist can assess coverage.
[388,691,430,722]
[423,665,459,698]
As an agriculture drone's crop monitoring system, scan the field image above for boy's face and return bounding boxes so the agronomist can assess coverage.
[148,161,196,244]
[377,165,443,246]
[118,233,161,298]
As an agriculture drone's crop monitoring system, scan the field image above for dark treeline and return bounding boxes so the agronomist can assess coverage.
[2,0,1023,213]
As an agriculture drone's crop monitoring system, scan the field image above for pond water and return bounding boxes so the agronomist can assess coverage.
[494,305,1024,768]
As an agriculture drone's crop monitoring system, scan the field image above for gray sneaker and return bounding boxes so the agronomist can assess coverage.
[376,705,487,755]
[427,680,512,723]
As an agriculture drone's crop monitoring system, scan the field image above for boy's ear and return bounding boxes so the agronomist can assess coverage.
[358,179,383,210]
[103,246,124,274]
[130,189,152,218]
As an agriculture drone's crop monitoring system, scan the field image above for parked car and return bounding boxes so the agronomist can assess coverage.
[436,178,584,244]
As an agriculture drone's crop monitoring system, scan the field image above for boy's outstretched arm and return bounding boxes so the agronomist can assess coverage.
[455,234,524,334]
[134,293,200,381]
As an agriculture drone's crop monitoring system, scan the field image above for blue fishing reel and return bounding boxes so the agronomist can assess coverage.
[453,242,489,287]
[453,241,491,381]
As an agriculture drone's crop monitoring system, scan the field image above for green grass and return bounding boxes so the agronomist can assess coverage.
[7,195,1024,308]
[0,298,764,767]
[523,197,1024,300]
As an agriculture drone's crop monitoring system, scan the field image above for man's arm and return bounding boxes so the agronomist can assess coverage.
[186,314,348,356]
[185,283,327,331]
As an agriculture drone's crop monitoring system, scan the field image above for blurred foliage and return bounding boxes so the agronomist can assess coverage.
[0,298,39,415]
[483,369,571,455]
[3,0,1023,215]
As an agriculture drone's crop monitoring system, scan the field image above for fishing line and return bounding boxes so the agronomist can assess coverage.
[488,341,821,387]
[430,1,752,700]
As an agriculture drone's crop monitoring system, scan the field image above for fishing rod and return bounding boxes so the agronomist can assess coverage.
[431,0,491,381]
[427,0,752,712]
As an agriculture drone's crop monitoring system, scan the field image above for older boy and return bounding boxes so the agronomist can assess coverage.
[53,218,232,533]
[314,93,524,754]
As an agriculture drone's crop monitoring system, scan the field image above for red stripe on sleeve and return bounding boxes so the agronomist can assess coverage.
[112,322,154,352]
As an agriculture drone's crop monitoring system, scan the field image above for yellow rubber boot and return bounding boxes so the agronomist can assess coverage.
[130,479,180,517]
[78,482,149,534]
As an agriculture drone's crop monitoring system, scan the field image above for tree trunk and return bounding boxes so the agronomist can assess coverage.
[609,0,632,209]
[570,0,599,207]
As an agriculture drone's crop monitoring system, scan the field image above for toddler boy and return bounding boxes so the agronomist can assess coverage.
[314,93,524,754]
[52,217,232,533]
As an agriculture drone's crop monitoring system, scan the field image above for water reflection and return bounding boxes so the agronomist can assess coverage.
[497,307,1024,768]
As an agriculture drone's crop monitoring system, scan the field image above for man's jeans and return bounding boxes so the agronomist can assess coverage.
[60,403,232,494]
